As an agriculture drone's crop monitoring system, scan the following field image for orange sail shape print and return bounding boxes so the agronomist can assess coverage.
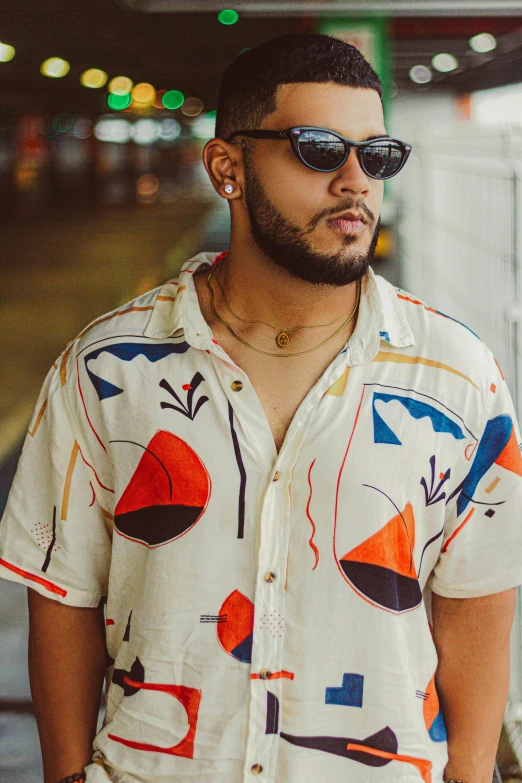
[339,503,422,614]
[495,425,522,476]
[114,431,211,548]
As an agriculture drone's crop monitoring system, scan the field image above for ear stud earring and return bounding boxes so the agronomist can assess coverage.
[224,184,234,194]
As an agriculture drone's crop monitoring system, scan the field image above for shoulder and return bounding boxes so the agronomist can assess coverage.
[56,282,172,392]
[389,279,492,370]
[374,275,498,414]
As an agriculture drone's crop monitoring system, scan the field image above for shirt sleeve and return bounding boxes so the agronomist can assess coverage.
[0,358,112,607]
[428,346,522,598]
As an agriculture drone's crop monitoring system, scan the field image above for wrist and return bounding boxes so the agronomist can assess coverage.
[55,774,86,783]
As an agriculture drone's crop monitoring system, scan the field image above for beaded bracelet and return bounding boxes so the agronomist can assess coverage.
[444,779,468,783]
[56,774,85,783]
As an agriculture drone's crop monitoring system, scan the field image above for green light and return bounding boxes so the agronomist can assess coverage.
[218,9,239,25]
[52,113,74,133]
[108,93,132,111]
[162,90,184,110]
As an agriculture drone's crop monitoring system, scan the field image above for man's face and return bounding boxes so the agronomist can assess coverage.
[241,82,386,287]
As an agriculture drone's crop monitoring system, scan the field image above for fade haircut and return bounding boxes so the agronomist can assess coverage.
[215,32,383,149]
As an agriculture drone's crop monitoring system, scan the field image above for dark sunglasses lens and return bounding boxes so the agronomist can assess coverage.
[296,130,346,171]
[361,140,405,178]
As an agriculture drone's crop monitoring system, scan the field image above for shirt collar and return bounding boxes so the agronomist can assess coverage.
[143,251,415,360]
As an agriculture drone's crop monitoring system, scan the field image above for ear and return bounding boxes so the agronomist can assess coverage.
[203,138,243,200]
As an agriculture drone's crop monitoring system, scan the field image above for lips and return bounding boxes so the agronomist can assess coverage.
[328,218,365,235]
[329,210,366,223]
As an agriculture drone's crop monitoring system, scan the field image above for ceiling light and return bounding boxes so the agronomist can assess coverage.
[181,97,204,117]
[409,65,432,84]
[432,53,458,73]
[218,9,239,25]
[0,42,15,63]
[109,76,134,96]
[469,33,497,54]
[81,68,108,89]
[40,57,70,79]
[132,83,155,104]
[108,93,132,111]
[162,90,184,110]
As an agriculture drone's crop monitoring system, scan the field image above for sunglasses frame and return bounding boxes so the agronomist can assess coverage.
[226,126,412,179]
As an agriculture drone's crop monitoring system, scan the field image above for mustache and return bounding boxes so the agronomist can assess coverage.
[305,202,375,233]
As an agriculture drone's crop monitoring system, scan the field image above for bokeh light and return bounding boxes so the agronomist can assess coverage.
[191,111,217,140]
[181,97,204,117]
[40,57,70,79]
[94,118,131,143]
[218,9,239,25]
[73,119,93,139]
[409,65,432,84]
[132,118,160,145]
[0,42,15,62]
[153,90,167,109]
[137,173,160,204]
[132,83,155,104]
[52,113,74,133]
[80,68,108,89]
[137,174,159,196]
[431,53,458,73]
[162,90,184,110]
[160,118,181,141]
[108,76,134,95]
[108,93,132,110]
[469,33,497,53]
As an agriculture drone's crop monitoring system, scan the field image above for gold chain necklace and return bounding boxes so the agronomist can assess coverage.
[214,265,348,349]
[206,261,361,358]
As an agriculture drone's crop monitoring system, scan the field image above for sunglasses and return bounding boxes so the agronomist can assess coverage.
[226,126,412,180]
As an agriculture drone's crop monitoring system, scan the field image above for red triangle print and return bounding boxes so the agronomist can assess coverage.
[339,503,422,613]
[342,503,417,580]
[217,590,254,664]
[114,431,211,548]
[495,426,522,477]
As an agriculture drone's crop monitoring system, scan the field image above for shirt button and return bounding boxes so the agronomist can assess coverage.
[231,380,243,392]
[259,669,271,680]
[272,471,280,481]
[251,764,263,775]
[264,572,276,583]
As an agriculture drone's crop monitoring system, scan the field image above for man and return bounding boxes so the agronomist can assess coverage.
[0,33,521,783]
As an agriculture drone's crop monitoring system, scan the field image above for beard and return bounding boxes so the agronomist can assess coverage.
[243,156,381,287]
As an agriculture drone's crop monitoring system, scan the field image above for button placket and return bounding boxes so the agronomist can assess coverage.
[243,458,292,783]
[239,355,337,781]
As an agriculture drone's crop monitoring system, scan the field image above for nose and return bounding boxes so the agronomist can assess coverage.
[329,146,371,198]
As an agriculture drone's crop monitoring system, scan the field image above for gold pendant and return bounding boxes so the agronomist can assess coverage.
[276,330,290,348]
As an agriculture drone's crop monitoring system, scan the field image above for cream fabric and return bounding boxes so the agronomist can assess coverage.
[2,251,522,783]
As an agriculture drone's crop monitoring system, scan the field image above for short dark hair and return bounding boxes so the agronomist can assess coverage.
[215,33,383,144]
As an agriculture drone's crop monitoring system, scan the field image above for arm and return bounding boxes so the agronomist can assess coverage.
[432,588,516,783]
[28,588,106,783]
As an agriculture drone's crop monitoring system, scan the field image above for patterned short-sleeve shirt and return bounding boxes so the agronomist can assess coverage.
[2,251,522,783]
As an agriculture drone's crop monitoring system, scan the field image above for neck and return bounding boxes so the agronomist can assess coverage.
[218,241,360,330]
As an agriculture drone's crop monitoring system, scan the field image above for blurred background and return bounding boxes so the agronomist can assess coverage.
[0,1,522,780]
